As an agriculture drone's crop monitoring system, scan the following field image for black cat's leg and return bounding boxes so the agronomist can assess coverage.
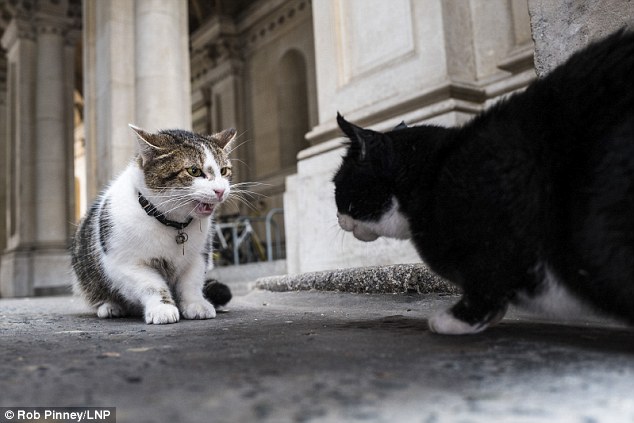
[428,293,508,335]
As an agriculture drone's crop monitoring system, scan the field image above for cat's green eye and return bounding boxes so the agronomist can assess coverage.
[186,166,203,178]
[220,167,231,177]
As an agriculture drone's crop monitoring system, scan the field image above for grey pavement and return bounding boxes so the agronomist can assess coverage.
[1,289,634,423]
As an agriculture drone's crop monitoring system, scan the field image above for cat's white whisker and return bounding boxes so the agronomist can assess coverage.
[224,136,250,156]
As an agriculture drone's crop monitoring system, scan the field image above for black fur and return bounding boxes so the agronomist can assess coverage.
[203,279,232,307]
[333,30,634,330]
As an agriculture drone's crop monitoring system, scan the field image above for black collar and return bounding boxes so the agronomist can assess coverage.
[138,192,193,230]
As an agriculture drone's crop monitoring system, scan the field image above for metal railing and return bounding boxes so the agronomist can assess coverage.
[213,208,284,266]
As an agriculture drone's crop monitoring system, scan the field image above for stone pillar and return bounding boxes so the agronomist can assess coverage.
[83,0,191,200]
[0,52,7,269]
[0,13,38,297]
[134,0,191,130]
[34,14,71,244]
[83,0,136,198]
[0,0,79,297]
[30,4,76,294]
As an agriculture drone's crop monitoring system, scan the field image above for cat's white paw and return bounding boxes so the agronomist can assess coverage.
[97,302,125,319]
[145,303,180,324]
[428,309,487,335]
[181,300,217,320]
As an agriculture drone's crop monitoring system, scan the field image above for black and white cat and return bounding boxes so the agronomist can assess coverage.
[72,126,235,324]
[333,30,634,334]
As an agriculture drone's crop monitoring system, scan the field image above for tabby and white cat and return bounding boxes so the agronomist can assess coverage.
[334,30,634,334]
[72,126,235,324]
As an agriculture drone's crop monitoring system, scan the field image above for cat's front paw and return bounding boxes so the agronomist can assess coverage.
[181,300,217,320]
[145,303,180,324]
[428,309,487,335]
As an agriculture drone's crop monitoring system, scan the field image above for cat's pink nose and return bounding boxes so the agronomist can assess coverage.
[214,189,225,200]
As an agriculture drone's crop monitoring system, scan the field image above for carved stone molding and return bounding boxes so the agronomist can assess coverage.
[1,0,80,48]
[1,14,36,49]
[191,0,312,85]
[242,0,311,54]
[192,32,244,84]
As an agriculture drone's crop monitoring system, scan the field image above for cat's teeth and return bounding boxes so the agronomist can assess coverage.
[195,202,215,216]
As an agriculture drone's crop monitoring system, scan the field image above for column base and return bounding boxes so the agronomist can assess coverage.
[1,246,72,297]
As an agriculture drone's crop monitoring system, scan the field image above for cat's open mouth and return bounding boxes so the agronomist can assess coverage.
[195,202,215,216]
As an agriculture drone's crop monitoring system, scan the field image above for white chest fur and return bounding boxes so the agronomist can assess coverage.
[100,165,211,276]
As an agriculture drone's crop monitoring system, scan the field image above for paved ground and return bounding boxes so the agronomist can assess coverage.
[1,290,634,423]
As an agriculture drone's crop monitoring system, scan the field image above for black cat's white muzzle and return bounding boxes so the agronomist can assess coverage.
[337,212,380,242]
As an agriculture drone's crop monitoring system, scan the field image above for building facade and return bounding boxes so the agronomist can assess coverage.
[0,0,536,296]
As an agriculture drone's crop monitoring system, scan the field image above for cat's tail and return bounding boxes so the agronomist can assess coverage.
[203,278,233,307]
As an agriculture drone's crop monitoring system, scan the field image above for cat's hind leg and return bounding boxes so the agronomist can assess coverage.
[428,295,508,335]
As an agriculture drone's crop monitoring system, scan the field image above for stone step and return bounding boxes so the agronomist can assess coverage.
[254,263,459,295]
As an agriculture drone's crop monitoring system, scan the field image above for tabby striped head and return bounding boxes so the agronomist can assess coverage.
[130,125,236,218]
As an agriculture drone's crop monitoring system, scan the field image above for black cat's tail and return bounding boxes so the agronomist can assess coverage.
[203,279,233,307]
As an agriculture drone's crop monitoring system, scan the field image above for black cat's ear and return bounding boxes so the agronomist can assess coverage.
[130,124,164,166]
[337,112,359,140]
[210,128,237,151]
[337,112,374,161]
[393,121,408,130]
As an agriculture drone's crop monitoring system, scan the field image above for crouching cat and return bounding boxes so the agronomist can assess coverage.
[72,126,235,324]
[333,30,634,335]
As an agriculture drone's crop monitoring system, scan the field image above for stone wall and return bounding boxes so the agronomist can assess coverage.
[529,0,634,76]
[285,0,536,275]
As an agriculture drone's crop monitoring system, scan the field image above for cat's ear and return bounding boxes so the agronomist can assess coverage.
[210,128,237,151]
[337,112,376,161]
[393,121,408,130]
[129,124,163,166]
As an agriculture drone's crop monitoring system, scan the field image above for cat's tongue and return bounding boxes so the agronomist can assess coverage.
[196,202,215,216]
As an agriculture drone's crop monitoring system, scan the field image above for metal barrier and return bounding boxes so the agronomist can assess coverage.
[265,208,284,262]
[213,208,284,266]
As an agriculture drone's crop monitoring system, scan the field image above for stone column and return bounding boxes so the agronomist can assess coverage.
[0,0,78,297]
[1,13,38,296]
[134,0,191,130]
[83,0,136,198]
[34,14,71,245]
[0,52,7,266]
[83,0,191,201]
[29,6,76,294]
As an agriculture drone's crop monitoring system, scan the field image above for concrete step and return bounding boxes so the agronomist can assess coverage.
[255,263,459,295]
